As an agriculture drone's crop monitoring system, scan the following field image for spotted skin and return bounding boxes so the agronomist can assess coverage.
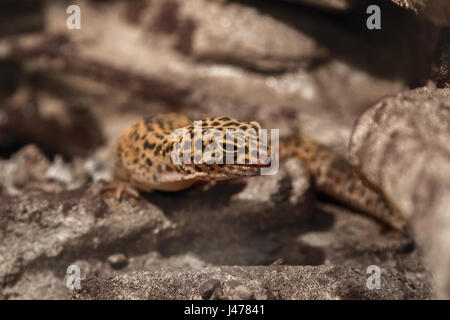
[279,136,407,231]
[114,113,270,192]
[114,113,406,231]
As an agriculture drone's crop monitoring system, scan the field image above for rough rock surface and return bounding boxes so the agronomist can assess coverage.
[349,86,450,298]
[391,0,450,26]
[0,147,431,299]
[72,265,430,300]
[431,28,450,88]
[183,0,330,72]
[278,0,359,11]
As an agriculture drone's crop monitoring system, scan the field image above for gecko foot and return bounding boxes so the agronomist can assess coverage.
[97,181,141,201]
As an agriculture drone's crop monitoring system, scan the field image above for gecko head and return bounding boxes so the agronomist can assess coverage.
[170,116,272,180]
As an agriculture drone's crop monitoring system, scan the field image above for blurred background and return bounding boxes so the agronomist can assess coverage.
[0,0,446,162]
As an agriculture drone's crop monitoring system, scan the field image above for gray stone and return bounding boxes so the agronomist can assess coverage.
[182,0,329,72]
[349,86,450,298]
[107,253,128,270]
[279,0,357,11]
[71,265,431,300]
[391,0,450,26]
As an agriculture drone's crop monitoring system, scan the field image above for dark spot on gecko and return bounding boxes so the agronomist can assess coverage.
[165,165,173,172]
[223,121,240,127]
[194,165,203,172]
[157,164,163,173]
[211,121,221,126]
[219,117,230,121]
[146,158,153,166]
[251,124,259,132]
[144,141,156,150]
[154,144,162,156]
[144,115,155,122]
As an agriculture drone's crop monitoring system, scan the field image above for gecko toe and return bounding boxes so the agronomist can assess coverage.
[99,182,141,201]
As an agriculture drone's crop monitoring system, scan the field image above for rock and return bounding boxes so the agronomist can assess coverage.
[0,189,175,291]
[0,59,21,99]
[107,254,128,270]
[278,0,357,11]
[0,144,90,195]
[0,0,45,37]
[182,0,330,73]
[140,159,313,266]
[349,86,450,298]
[198,279,220,299]
[391,0,450,27]
[0,98,104,157]
[222,280,255,300]
[1,155,427,299]
[431,28,450,88]
[71,265,431,299]
[0,160,314,298]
